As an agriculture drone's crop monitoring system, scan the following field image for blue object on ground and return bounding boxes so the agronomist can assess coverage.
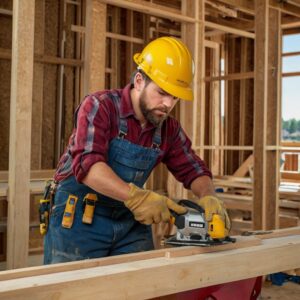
[269,272,300,286]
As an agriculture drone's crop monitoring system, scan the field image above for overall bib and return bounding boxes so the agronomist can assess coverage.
[44,117,162,264]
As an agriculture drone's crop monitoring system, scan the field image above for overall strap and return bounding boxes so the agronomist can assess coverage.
[109,93,128,139]
[118,117,128,138]
[152,124,162,149]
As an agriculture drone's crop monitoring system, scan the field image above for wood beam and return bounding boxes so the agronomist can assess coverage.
[0,8,12,16]
[0,233,300,299]
[179,0,205,199]
[205,21,255,39]
[204,71,254,82]
[253,2,281,230]
[31,0,45,170]
[253,0,269,230]
[0,48,83,67]
[99,0,197,23]
[83,0,106,95]
[270,0,300,18]
[215,0,254,15]
[7,0,35,269]
[265,8,281,230]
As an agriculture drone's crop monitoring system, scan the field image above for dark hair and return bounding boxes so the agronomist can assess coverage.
[130,69,151,88]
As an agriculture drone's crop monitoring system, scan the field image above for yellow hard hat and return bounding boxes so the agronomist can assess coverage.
[133,37,194,101]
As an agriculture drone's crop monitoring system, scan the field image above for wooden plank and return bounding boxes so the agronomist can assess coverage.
[194,145,254,150]
[7,0,35,269]
[0,48,83,67]
[206,0,238,18]
[0,180,49,198]
[215,0,254,15]
[282,51,300,57]
[0,235,260,281]
[0,170,54,182]
[243,226,300,239]
[106,32,144,44]
[99,0,197,23]
[0,8,12,16]
[205,21,255,39]
[31,0,45,170]
[233,154,254,177]
[265,8,281,230]
[253,0,269,230]
[0,234,299,299]
[282,71,300,77]
[83,0,106,95]
[269,0,300,18]
[210,40,221,175]
[204,71,254,82]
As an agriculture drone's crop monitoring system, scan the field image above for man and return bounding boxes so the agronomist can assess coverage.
[44,36,230,264]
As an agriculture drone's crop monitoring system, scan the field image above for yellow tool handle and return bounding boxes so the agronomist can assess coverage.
[82,193,98,224]
[208,214,227,239]
[62,195,78,228]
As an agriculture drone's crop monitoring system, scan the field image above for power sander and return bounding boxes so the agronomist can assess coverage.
[165,199,236,247]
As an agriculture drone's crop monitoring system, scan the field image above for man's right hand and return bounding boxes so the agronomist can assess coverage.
[124,183,187,225]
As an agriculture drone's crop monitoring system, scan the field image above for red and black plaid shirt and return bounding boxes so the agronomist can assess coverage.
[54,84,211,188]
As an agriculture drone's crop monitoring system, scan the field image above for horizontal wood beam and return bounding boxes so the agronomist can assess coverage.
[0,232,300,299]
[282,71,300,77]
[0,236,260,281]
[282,20,300,29]
[204,71,254,82]
[0,48,83,67]
[270,0,300,18]
[194,145,254,150]
[282,51,300,57]
[205,21,255,38]
[106,32,144,44]
[99,0,197,23]
[215,0,254,15]
[0,170,54,182]
[0,8,12,16]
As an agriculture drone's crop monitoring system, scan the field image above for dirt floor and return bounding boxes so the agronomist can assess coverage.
[261,281,300,300]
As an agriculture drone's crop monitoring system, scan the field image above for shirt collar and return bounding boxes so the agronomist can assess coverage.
[120,84,135,118]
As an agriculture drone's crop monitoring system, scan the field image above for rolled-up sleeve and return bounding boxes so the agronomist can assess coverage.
[71,95,111,182]
[163,125,212,189]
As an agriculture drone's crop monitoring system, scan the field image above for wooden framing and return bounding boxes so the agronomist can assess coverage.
[83,0,106,95]
[253,0,281,230]
[1,0,299,270]
[0,229,299,299]
[7,0,35,269]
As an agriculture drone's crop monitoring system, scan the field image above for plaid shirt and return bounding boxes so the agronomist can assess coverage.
[54,84,212,188]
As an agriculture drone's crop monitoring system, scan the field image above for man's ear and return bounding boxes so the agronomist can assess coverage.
[134,72,145,91]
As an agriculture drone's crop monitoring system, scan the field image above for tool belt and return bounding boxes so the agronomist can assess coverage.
[39,179,99,234]
[39,180,57,235]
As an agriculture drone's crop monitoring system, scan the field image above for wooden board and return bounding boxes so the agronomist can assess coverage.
[0,235,260,281]
[0,233,300,299]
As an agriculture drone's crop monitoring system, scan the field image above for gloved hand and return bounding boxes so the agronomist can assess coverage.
[196,195,231,231]
[124,183,187,225]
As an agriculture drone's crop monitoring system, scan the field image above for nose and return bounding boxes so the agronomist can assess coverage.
[162,95,178,109]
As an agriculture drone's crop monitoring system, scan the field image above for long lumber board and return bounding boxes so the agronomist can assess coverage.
[0,236,260,281]
[0,228,300,299]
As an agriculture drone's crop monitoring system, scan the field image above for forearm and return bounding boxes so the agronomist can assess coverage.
[190,175,216,199]
[82,161,130,201]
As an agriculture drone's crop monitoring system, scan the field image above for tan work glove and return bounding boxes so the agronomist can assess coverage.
[196,195,231,231]
[124,183,187,225]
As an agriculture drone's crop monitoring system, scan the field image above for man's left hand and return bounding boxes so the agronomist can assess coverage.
[196,195,231,231]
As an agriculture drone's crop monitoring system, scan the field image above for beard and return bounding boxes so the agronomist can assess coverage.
[139,91,168,127]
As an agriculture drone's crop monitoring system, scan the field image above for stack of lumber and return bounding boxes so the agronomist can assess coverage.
[213,176,300,234]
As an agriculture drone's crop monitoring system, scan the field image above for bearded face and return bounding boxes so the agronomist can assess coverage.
[138,82,178,127]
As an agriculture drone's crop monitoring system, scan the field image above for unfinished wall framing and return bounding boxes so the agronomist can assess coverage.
[0,0,300,269]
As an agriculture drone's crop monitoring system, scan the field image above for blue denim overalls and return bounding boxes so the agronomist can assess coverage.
[44,116,162,264]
